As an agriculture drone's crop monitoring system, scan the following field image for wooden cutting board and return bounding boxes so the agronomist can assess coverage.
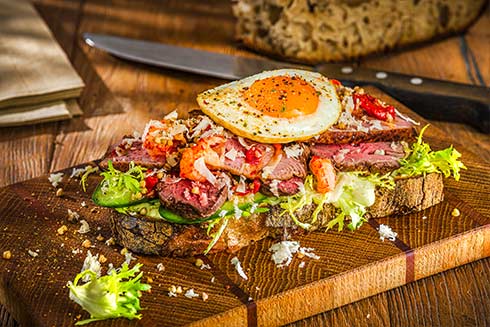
[0,90,489,327]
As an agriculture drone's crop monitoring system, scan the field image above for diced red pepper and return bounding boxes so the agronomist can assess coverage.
[144,175,159,192]
[353,93,395,121]
[245,146,263,165]
[252,178,261,193]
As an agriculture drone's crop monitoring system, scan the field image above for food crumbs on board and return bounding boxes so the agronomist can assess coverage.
[156,263,165,272]
[147,276,153,284]
[81,239,92,248]
[422,215,428,220]
[120,248,128,256]
[67,209,80,223]
[202,292,209,301]
[57,225,68,235]
[231,257,248,280]
[377,224,398,241]
[96,234,104,242]
[451,208,461,217]
[78,220,90,234]
[176,286,183,294]
[98,254,107,264]
[195,258,204,268]
[48,172,64,188]
[28,250,38,258]
[210,277,215,283]
[81,201,87,207]
[299,261,306,268]
[105,237,115,246]
[367,313,371,319]
[184,289,199,299]
[55,188,64,197]
[2,251,11,260]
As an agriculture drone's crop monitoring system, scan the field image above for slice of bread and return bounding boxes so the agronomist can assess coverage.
[232,0,486,63]
[111,173,444,257]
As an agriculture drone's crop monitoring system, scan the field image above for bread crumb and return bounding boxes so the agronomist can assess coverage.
[367,313,371,319]
[184,288,199,299]
[55,188,64,197]
[57,225,68,235]
[202,292,208,301]
[195,258,204,268]
[81,239,92,248]
[81,201,87,207]
[299,261,305,268]
[120,248,128,256]
[210,276,215,283]
[156,263,165,272]
[96,234,104,242]
[422,215,428,220]
[3,250,11,260]
[451,208,460,217]
[147,276,153,283]
[176,286,183,294]
[168,285,177,293]
[28,250,38,258]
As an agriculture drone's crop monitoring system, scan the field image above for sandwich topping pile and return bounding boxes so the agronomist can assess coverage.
[88,69,465,256]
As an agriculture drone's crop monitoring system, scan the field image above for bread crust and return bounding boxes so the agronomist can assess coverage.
[111,173,444,257]
[233,0,487,63]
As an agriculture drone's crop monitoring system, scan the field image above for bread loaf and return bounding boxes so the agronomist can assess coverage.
[233,0,486,63]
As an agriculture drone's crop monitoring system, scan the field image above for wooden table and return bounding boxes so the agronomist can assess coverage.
[1,0,489,325]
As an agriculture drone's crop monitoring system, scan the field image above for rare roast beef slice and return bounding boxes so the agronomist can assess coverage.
[314,117,416,145]
[311,141,406,173]
[261,177,304,196]
[99,138,166,171]
[218,137,275,178]
[157,173,230,219]
[261,144,309,181]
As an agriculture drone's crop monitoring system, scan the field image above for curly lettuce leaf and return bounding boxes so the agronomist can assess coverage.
[67,263,151,325]
[394,125,466,180]
[100,161,146,193]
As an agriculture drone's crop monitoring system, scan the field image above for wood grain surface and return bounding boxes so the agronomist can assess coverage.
[0,0,489,326]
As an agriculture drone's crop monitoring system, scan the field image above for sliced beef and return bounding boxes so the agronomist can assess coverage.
[99,139,166,171]
[157,173,230,219]
[218,137,275,178]
[261,177,304,196]
[314,117,416,145]
[261,144,309,181]
[311,141,405,173]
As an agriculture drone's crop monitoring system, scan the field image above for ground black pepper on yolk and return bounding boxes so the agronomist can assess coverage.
[242,76,319,119]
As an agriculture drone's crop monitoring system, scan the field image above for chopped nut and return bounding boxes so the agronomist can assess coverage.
[3,251,11,260]
[168,285,177,293]
[195,258,204,268]
[202,292,209,302]
[191,186,200,194]
[99,254,107,263]
[297,252,305,259]
[451,208,461,217]
[139,208,148,216]
[147,276,153,283]
[139,180,146,188]
[96,234,104,242]
[57,225,68,235]
[120,248,128,256]
[81,239,92,248]
[176,286,183,294]
[156,172,164,179]
[55,188,64,197]
[67,209,80,223]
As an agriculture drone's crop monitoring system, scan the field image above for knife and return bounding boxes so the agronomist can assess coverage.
[83,33,490,133]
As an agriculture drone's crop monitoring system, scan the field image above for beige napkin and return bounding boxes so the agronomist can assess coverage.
[0,0,85,126]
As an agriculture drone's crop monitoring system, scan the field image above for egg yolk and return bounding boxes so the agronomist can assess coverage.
[242,76,319,118]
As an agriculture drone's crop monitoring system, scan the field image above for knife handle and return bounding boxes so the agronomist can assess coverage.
[317,64,490,133]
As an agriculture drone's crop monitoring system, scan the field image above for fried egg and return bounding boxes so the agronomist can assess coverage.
[197,69,341,143]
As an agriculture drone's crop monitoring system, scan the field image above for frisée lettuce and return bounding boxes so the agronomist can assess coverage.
[67,263,151,325]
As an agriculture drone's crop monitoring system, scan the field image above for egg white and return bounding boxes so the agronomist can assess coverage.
[196,69,341,143]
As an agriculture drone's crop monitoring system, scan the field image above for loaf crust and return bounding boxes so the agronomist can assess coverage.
[111,173,444,257]
[232,0,486,63]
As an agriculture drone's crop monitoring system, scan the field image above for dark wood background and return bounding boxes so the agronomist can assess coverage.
[1,0,489,326]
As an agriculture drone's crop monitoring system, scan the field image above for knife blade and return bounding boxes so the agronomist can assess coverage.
[83,33,490,133]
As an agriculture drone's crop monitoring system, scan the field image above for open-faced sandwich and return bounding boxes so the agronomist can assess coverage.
[88,69,465,257]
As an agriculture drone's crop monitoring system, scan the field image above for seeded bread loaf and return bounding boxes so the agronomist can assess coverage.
[232,0,487,63]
